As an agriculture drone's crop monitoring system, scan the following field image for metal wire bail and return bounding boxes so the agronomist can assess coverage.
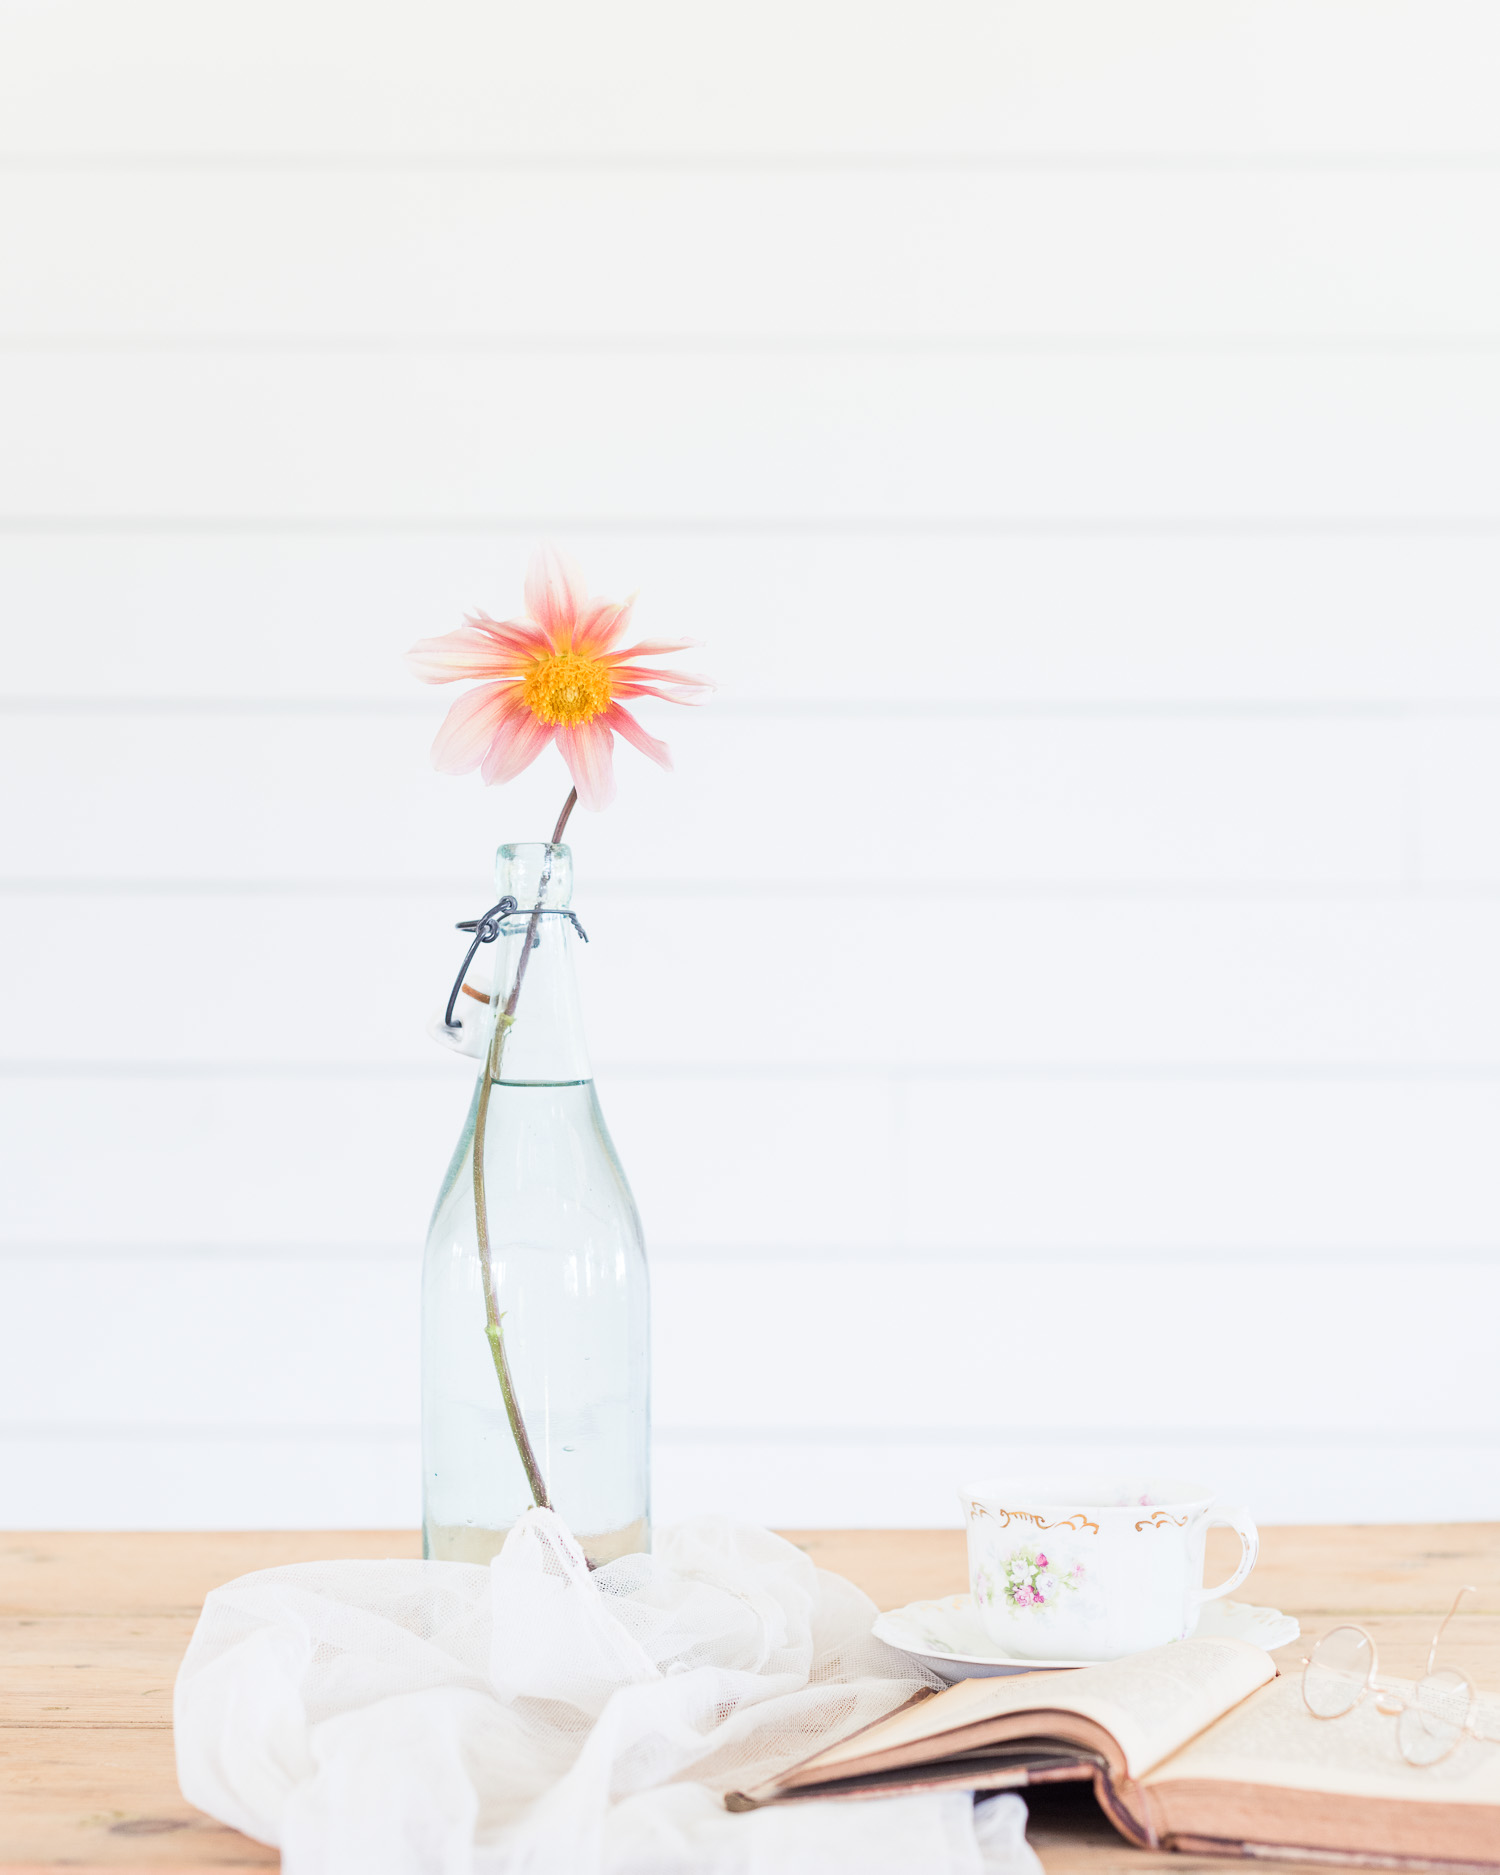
[442,897,589,1031]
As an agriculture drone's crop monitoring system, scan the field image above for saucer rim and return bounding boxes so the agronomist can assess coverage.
[872,1591,1297,1674]
[871,1593,1089,1669]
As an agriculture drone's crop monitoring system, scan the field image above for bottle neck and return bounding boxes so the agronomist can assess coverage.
[486,844,591,1086]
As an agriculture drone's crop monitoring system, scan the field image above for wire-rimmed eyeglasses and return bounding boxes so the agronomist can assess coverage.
[1301,1587,1498,1767]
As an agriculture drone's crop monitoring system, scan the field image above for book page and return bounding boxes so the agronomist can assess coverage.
[1148,1671,1500,1807]
[786,1637,1273,1785]
[1025,1638,1276,1779]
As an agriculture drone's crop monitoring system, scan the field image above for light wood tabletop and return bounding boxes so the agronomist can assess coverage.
[2,1524,1497,1872]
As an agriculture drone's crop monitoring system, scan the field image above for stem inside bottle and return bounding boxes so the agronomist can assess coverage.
[469,807,577,1512]
[423,800,650,1567]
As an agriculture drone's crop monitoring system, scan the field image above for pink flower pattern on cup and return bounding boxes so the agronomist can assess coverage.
[978,1543,1086,1614]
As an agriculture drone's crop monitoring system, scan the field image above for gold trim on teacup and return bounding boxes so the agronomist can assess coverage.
[968,1502,1101,1536]
[1134,1511,1191,1531]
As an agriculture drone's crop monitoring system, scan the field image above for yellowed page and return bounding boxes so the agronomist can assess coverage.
[1147,1671,1500,1808]
[795,1637,1274,1783]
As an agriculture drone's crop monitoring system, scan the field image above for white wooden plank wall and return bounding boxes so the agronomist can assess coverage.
[3,1,1499,1530]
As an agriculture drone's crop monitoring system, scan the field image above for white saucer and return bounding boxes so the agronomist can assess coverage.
[871,1594,1301,1682]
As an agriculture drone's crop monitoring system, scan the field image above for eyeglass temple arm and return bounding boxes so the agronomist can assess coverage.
[1426,1586,1477,1678]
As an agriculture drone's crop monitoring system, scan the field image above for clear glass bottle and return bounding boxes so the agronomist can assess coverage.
[421,841,650,1567]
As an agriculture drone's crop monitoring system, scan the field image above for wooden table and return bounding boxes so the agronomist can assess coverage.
[3,1525,1497,1872]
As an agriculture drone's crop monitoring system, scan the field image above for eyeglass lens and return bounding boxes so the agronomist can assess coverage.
[1397,1669,1474,1767]
[1304,1626,1375,1719]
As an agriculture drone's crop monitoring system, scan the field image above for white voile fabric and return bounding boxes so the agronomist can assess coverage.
[174,1511,1041,1875]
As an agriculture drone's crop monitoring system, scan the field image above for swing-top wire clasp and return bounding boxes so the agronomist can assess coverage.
[442,897,590,1031]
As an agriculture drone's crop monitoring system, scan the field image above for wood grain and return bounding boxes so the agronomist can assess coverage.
[1221,1521,1500,1616]
[2,1619,193,1729]
[785,1528,969,1612]
[0,1532,423,1620]
[4,1526,1499,1871]
[0,1723,274,1869]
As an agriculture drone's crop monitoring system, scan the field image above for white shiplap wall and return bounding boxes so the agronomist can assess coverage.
[3,1,1500,1530]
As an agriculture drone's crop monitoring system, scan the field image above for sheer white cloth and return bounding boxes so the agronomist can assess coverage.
[175,1511,1041,1875]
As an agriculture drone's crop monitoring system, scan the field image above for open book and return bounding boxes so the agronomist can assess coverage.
[728,1637,1500,1867]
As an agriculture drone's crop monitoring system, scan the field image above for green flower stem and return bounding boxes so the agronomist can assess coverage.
[469,786,578,1512]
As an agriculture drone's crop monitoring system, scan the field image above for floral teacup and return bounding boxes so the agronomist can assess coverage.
[962,1477,1259,1662]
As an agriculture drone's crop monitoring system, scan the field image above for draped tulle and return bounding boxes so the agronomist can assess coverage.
[175,1511,1040,1875]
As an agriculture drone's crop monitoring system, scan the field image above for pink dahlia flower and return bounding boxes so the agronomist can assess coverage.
[407,545,711,811]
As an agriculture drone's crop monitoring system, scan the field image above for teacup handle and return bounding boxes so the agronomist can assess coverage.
[1189,1504,1259,1605]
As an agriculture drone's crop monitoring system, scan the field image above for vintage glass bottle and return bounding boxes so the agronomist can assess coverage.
[421,841,650,1566]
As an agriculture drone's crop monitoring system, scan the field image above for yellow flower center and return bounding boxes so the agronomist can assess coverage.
[521,651,613,726]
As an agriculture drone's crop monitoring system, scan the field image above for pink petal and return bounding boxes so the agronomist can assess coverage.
[605,702,672,771]
[570,597,632,658]
[600,636,701,663]
[524,544,589,651]
[429,681,524,774]
[406,625,532,685]
[554,718,617,811]
[464,611,554,659]
[609,661,713,690]
[479,707,554,785]
[610,677,712,706]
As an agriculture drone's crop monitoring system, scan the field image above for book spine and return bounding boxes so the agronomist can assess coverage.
[1164,1834,1500,1873]
[1093,1773,1159,1852]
